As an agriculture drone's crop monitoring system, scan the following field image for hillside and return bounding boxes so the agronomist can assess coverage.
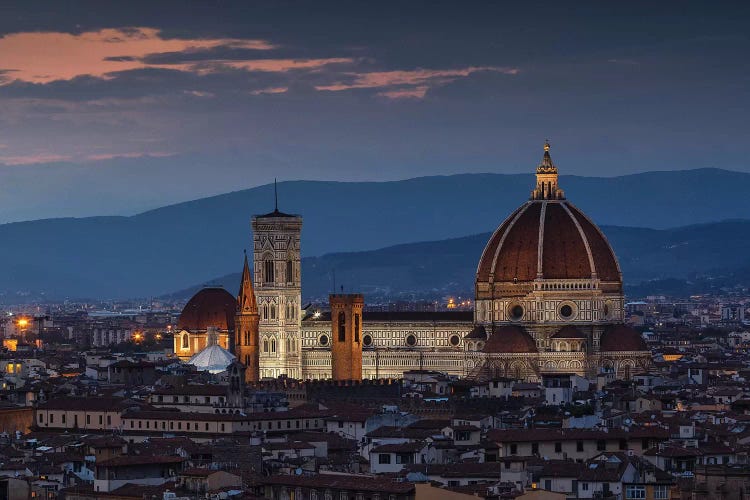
[170,219,750,302]
[0,169,749,300]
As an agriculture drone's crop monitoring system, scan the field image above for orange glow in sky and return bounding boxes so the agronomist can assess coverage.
[0,28,317,84]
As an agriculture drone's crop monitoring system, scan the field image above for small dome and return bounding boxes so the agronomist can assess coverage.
[483,325,538,354]
[600,325,647,352]
[188,344,236,374]
[552,326,587,339]
[178,287,237,331]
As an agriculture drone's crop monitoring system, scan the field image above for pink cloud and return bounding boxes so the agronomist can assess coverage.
[86,151,176,161]
[0,28,278,84]
[317,66,519,99]
[0,153,71,165]
[183,90,215,98]
[250,86,289,95]
[220,58,353,73]
[377,86,429,99]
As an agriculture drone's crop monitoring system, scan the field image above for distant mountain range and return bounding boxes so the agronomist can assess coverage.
[0,168,749,301]
[168,219,750,302]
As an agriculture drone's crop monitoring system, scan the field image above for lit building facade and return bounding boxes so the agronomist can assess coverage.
[175,144,651,382]
[468,142,650,380]
[252,208,303,379]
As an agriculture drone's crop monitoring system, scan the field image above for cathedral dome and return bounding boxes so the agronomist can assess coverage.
[178,287,237,331]
[482,325,537,354]
[599,325,647,352]
[476,143,620,286]
[476,201,620,284]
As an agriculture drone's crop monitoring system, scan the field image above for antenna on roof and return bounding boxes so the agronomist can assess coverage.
[274,178,278,212]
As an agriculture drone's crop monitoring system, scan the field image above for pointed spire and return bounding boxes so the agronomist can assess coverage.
[238,252,258,314]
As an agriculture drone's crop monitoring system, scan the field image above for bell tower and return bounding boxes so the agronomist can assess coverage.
[329,294,364,381]
[252,182,303,379]
[235,253,260,382]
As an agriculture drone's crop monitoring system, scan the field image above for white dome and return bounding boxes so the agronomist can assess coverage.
[188,344,236,374]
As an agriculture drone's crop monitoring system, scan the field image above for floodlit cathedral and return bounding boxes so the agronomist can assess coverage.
[175,144,651,382]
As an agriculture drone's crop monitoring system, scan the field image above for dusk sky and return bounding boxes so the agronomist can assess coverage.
[0,1,748,222]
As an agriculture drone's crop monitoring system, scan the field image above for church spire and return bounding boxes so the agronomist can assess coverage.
[531,140,565,200]
[238,251,258,313]
[274,178,278,212]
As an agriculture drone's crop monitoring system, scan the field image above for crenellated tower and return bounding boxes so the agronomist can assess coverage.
[329,294,364,381]
[235,253,260,382]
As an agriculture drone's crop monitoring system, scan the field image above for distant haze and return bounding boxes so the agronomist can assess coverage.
[0,169,749,301]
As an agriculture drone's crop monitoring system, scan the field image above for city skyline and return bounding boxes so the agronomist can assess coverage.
[1,5,750,499]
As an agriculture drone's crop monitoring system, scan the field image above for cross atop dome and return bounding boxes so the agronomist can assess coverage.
[531,140,565,200]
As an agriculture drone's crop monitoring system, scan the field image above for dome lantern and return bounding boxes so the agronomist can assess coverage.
[531,140,565,200]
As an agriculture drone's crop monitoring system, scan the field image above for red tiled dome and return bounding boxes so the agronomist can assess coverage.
[600,325,647,352]
[178,287,237,331]
[476,200,621,284]
[483,325,538,354]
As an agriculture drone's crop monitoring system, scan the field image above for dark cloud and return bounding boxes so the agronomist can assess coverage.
[103,55,137,62]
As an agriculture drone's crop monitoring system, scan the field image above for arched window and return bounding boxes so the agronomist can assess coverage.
[264,259,274,284]
[263,339,269,353]
[270,304,276,320]
[354,314,360,343]
[244,331,251,345]
[286,260,293,283]
[338,312,346,342]
[286,338,291,352]
[182,334,189,349]
[271,339,276,353]
[263,304,269,320]
[244,354,250,366]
